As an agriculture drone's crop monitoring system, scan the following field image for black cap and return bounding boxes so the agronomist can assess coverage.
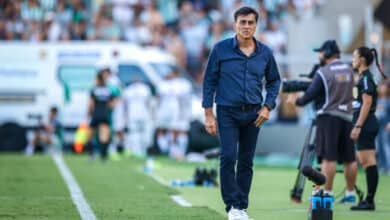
[313,40,340,54]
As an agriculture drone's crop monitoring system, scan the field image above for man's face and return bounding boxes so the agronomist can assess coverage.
[235,14,257,40]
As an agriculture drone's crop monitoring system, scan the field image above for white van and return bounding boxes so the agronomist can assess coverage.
[0,43,54,128]
[0,42,202,148]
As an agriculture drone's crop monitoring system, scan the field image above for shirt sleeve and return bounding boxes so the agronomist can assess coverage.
[295,72,324,106]
[202,47,219,108]
[361,76,375,96]
[264,52,281,109]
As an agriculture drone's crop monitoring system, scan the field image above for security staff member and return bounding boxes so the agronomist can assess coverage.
[350,47,387,211]
[295,40,358,199]
[202,6,280,220]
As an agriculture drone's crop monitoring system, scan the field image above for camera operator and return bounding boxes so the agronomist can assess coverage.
[294,40,358,202]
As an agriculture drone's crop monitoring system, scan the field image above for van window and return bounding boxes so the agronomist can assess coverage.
[150,63,175,78]
[118,64,157,95]
[117,64,150,86]
[58,65,96,90]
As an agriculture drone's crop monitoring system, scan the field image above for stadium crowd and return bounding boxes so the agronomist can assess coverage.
[0,0,328,80]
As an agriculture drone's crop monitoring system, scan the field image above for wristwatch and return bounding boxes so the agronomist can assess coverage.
[263,103,273,111]
[354,125,362,128]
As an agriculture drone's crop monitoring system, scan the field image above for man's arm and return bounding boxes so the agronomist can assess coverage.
[255,52,281,127]
[264,53,281,110]
[202,47,219,135]
[202,47,219,109]
[351,94,372,140]
[295,73,324,106]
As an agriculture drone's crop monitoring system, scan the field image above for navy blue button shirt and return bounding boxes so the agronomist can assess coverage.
[202,36,281,109]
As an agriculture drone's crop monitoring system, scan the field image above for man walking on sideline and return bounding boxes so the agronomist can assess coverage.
[202,6,281,220]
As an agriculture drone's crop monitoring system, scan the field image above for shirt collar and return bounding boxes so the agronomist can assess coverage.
[232,35,261,54]
[330,58,341,64]
[362,69,371,76]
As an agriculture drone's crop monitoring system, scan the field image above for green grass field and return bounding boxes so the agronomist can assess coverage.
[1,154,390,220]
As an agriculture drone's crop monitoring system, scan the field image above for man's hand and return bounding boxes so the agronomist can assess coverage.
[286,93,298,105]
[204,108,217,136]
[350,127,361,141]
[255,107,270,127]
[387,123,390,133]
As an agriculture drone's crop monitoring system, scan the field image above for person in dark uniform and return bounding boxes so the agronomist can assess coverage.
[88,72,115,161]
[295,40,358,202]
[350,47,387,210]
[202,6,281,220]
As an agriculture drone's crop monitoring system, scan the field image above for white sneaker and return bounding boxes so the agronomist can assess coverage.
[240,210,253,220]
[228,207,243,220]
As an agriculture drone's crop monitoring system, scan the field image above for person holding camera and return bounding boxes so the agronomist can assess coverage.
[350,47,387,211]
[294,40,358,202]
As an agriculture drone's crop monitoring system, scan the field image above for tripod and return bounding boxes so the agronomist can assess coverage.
[291,119,317,203]
[290,119,365,204]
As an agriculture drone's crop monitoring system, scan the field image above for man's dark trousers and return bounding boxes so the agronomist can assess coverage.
[216,104,261,212]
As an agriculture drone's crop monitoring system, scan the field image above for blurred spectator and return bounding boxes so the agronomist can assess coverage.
[179,1,209,78]
[24,20,42,41]
[0,19,7,40]
[259,19,287,54]
[44,12,61,41]
[54,0,72,28]
[70,19,87,40]
[71,0,88,24]
[112,0,134,28]
[122,77,153,157]
[377,80,390,173]
[21,0,44,22]
[97,15,121,41]
[163,26,187,69]
[124,13,152,44]
[40,0,57,12]
[256,3,269,32]
[157,0,179,24]
[4,1,25,40]
[206,19,233,51]
[25,106,63,155]
[141,0,164,30]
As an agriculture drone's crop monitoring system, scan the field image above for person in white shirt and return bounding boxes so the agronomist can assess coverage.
[170,74,192,160]
[155,71,180,155]
[123,78,153,157]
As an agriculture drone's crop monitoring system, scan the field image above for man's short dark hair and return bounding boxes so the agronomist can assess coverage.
[234,6,259,22]
[97,72,105,83]
[50,106,58,114]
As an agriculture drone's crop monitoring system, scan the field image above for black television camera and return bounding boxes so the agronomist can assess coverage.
[282,64,320,93]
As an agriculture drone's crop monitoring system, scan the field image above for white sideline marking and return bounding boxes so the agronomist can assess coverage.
[148,173,169,186]
[171,195,193,207]
[52,154,97,220]
[142,171,193,208]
